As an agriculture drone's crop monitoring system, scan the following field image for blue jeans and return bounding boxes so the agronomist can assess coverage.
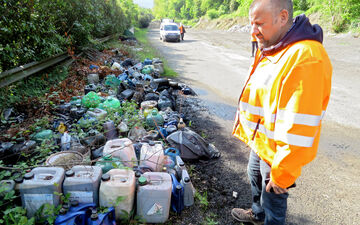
[248,150,288,225]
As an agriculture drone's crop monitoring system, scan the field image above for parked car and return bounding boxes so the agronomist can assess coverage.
[161,18,174,23]
[160,22,181,42]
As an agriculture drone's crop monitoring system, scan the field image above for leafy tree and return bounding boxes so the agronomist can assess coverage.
[153,0,359,34]
[0,0,143,72]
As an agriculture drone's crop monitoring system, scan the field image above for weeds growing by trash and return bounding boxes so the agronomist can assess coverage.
[2,206,34,225]
[195,190,209,210]
[187,164,196,177]
[200,131,208,139]
[203,213,219,225]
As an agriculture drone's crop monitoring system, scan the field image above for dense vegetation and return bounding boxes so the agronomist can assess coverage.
[0,0,153,73]
[153,0,360,33]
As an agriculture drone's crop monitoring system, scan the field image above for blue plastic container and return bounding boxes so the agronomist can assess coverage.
[143,74,153,81]
[88,207,116,225]
[164,120,178,127]
[143,58,153,66]
[55,211,86,225]
[55,202,96,225]
[165,147,180,162]
[157,127,168,138]
[170,174,184,214]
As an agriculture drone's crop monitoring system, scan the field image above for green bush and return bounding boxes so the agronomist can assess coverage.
[207,9,219,19]
[153,0,359,35]
[139,9,154,28]
[0,0,145,72]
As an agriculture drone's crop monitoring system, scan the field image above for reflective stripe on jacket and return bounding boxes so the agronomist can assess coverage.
[233,40,332,188]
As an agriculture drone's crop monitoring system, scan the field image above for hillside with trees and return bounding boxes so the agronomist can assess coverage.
[0,0,153,72]
[153,0,360,34]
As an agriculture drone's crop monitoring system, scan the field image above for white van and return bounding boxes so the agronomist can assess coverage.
[160,22,181,42]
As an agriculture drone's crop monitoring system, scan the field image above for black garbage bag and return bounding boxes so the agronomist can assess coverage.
[166,128,220,161]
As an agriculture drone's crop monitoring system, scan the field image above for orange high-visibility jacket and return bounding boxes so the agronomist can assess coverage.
[251,33,257,42]
[233,40,332,188]
[179,25,185,34]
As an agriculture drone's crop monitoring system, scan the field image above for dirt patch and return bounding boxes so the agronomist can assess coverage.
[194,17,249,31]
[165,93,252,225]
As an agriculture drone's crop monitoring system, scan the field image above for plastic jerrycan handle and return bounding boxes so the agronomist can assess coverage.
[165,147,180,156]
[54,211,86,225]
[176,155,185,168]
[98,207,116,225]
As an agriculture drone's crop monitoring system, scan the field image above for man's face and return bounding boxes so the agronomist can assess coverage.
[249,2,283,50]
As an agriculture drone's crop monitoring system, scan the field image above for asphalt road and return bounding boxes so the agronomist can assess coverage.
[147,28,360,225]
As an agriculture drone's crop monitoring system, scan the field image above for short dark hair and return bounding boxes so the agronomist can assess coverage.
[250,0,293,23]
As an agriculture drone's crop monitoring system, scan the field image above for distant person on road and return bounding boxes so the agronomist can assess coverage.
[232,0,332,225]
[179,23,186,41]
[251,33,258,57]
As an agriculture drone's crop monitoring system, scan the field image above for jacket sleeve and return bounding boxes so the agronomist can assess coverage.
[271,55,331,188]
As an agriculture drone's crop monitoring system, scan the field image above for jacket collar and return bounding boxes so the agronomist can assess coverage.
[261,14,323,57]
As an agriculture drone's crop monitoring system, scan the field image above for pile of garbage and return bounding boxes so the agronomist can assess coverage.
[0,54,220,224]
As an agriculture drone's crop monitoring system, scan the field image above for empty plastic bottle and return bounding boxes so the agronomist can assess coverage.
[70,96,82,106]
[61,132,71,151]
[170,174,184,213]
[137,173,172,223]
[86,108,107,120]
[32,130,54,143]
[57,100,72,114]
[181,169,195,207]
[103,120,118,140]
[84,84,97,95]
[143,58,153,66]
[146,109,164,128]
[95,155,124,173]
[165,148,180,163]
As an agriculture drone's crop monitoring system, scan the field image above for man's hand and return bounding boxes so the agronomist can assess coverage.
[265,179,288,194]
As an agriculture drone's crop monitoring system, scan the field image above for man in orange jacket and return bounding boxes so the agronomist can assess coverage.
[179,23,186,41]
[231,0,332,224]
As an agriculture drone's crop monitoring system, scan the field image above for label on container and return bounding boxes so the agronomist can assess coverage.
[147,203,163,216]
[68,191,94,203]
[23,194,53,211]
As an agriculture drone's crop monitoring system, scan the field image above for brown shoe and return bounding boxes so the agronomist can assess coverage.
[231,208,264,225]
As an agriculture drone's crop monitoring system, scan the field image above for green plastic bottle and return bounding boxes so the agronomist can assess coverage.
[32,130,54,143]
[95,155,124,173]
[146,109,164,128]
[141,65,154,74]
[70,96,82,106]
[104,75,121,89]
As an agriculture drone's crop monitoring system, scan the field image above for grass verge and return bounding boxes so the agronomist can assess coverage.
[134,27,177,78]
